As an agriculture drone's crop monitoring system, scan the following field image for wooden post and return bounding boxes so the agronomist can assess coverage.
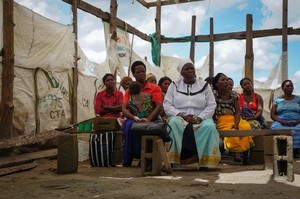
[71,0,78,124]
[190,15,196,63]
[0,0,14,139]
[282,0,288,81]
[110,0,118,77]
[110,0,118,41]
[209,17,214,78]
[155,0,161,66]
[244,14,254,81]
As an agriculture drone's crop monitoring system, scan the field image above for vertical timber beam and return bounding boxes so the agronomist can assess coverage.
[155,0,161,66]
[189,15,196,63]
[244,14,254,81]
[0,0,14,139]
[282,0,288,81]
[209,17,214,77]
[110,0,118,77]
[110,0,118,41]
[71,0,78,123]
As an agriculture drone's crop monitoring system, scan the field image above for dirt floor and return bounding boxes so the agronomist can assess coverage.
[0,156,300,199]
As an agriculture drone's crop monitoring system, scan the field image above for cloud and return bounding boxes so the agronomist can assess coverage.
[15,0,70,24]
[238,2,248,10]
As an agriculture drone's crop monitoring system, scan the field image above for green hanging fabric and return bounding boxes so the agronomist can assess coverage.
[149,33,160,66]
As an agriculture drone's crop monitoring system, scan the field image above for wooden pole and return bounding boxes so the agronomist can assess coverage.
[155,0,161,66]
[110,0,118,41]
[71,0,78,123]
[0,0,14,139]
[282,0,288,81]
[190,15,196,63]
[62,0,151,42]
[110,0,118,77]
[244,14,254,82]
[209,17,214,78]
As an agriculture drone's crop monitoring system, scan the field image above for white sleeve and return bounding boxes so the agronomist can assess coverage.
[163,83,182,117]
[198,86,216,120]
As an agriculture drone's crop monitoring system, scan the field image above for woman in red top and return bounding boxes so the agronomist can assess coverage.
[94,73,123,118]
[122,61,162,166]
[239,77,266,129]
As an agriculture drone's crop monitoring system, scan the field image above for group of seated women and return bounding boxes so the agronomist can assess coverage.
[94,59,300,169]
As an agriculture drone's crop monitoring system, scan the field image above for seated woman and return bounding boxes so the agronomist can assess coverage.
[158,76,172,123]
[122,61,162,167]
[119,76,132,91]
[239,77,266,129]
[163,59,220,170]
[204,76,214,89]
[213,73,254,165]
[227,77,234,91]
[146,73,157,84]
[270,80,300,158]
[94,73,123,118]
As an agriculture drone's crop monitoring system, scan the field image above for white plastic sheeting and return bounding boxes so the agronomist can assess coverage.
[14,3,74,70]
[0,2,99,135]
[254,52,286,89]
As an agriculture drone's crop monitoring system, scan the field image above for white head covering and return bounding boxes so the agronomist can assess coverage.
[177,58,194,73]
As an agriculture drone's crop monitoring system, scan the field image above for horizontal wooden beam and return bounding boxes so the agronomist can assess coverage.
[0,162,37,176]
[136,0,149,9]
[219,129,293,138]
[147,0,205,7]
[0,149,57,168]
[62,0,151,42]
[161,27,300,43]
[0,131,63,149]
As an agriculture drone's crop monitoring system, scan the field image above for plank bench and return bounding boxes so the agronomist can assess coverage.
[219,128,294,182]
[218,129,292,137]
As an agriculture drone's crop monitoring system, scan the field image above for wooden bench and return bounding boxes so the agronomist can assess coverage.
[140,135,172,176]
[219,129,294,182]
[218,129,292,137]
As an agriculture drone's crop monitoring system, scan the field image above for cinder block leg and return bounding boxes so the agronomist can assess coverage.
[157,139,172,174]
[273,136,294,182]
[141,136,163,176]
[57,134,78,174]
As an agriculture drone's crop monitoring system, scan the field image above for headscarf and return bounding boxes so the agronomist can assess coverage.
[119,76,132,89]
[177,58,194,73]
[146,73,156,81]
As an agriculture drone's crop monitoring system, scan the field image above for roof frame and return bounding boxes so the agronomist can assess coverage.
[136,0,205,8]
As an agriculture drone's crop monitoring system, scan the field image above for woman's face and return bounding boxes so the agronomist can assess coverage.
[160,80,171,93]
[241,79,253,92]
[216,75,228,90]
[228,79,234,91]
[181,63,195,79]
[104,75,115,89]
[122,80,132,90]
[147,76,157,84]
[282,81,294,94]
[133,65,146,83]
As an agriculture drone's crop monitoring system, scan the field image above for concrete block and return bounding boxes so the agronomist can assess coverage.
[141,136,162,176]
[252,136,264,151]
[114,133,124,150]
[264,136,274,155]
[264,154,273,169]
[57,134,78,174]
[113,149,123,165]
[272,136,294,182]
[295,159,300,175]
[250,150,264,164]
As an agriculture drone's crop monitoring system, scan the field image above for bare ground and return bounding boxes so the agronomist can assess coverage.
[0,157,300,199]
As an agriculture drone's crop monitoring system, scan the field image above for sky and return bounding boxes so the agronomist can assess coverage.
[14,0,300,93]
